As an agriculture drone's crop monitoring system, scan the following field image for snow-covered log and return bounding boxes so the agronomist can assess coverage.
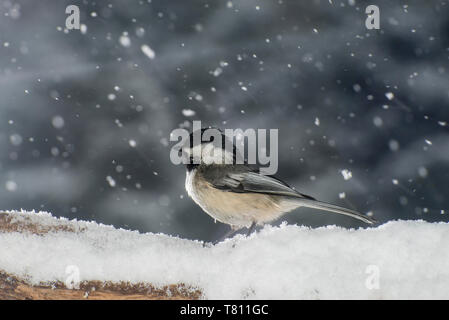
[0,210,448,299]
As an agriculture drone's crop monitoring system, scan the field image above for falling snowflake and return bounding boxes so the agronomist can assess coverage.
[106,176,116,187]
[119,33,131,47]
[341,169,352,180]
[141,44,155,59]
[129,139,137,148]
[182,109,196,117]
[5,180,17,192]
[385,92,395,100]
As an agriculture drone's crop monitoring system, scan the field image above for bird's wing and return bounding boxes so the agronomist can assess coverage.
[205,166,376,224]
[210,169,315,200]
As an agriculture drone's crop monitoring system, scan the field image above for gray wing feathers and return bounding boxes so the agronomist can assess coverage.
[286,198,376,224]
[227,172,312,199]
[208,168,376,224]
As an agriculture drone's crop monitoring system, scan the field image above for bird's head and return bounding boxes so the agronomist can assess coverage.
[181,127,239,170]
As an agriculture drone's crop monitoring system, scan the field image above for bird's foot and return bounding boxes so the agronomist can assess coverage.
[212,227,241,245]
[246,221,257,237]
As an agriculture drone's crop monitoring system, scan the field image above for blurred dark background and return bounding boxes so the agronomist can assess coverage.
[1,0,448,241]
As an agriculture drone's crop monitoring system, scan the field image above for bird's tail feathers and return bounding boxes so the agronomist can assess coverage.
[287,198,376,224]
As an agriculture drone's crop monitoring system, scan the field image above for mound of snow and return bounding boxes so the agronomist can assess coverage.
[1,210,448,299]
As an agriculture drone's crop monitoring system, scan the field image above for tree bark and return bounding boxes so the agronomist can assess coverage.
[0,212,201,300]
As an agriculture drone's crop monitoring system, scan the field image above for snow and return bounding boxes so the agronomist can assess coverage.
[417,166,428,178]
[141,44,155,59]
[340,169,352,180]
[385,92,395,100]
[5,181,17,192]
[105,176,116,187]
[136,27,145,38]
[80,24,87,34]
[51,115,65,129]
[1,210,448,299]
[119,34,131,48]
[128,139,137,148]
[182,109,196,117]
[389,139,400,151]
[9,134,23,146]
[212,67,222,77]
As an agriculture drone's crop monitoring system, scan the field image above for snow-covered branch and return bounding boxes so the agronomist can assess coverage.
[1,210,448,299]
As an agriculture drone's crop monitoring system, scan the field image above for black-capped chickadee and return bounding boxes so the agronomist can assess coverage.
[182,128,376,241]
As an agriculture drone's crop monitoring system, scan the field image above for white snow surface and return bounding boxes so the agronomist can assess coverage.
[1,210,448,299]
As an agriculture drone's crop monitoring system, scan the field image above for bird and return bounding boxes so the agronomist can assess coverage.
[181,128,376,242]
